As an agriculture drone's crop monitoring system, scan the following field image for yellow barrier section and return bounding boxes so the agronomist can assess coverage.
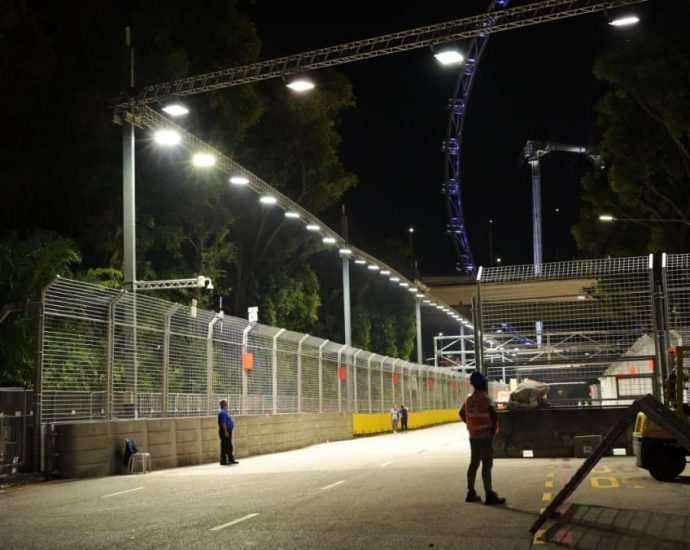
[352,408,460,435]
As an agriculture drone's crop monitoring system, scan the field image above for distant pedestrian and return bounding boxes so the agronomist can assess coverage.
[399,404,409,432]
[390,404,399,433]
[218,399,239,465]
[459,371,505,505]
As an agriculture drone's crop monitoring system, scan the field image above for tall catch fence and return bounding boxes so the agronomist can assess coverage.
[38,278,466,425]
[476,254,690,406]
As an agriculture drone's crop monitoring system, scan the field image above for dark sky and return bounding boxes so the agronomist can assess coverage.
[247,0,657,274]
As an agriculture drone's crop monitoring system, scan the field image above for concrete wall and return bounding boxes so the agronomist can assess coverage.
[494,407,634,458]
[352,409,460,435]
[55,412,352,478]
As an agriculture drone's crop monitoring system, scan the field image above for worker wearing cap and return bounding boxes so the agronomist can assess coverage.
[459,371,506,505]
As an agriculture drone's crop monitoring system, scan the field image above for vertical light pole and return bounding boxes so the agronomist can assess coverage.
[341,205,352,347]
[553,207,560,261]
[409,227,418,278]
[123,25,136,291]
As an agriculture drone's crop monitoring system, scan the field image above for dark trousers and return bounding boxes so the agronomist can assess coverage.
[219,428,234,464]
[467,436,494,494]
[401,417,408,432]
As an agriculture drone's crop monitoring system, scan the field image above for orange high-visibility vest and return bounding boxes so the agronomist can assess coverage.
[464,391,493,439]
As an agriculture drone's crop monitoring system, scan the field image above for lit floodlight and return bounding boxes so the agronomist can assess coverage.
[162,102,189,116]
[399,282,409,288]
[390,277,400,282]
[154,129,181,145]
[354,259,367,265]
[322,236,336,244]
[423,299,431,304]
[192,153,215,167]
[306,224,320,232]
[609,15,639,27]
[407,287,417,293]
[434,49,464,66]
[285,211,300,219]
[598,214,614,222]
[367,264,380,271]
[230,175,249,185]
[259,195,277,205]
[286,77,315,92]
[380,270,390,276]
[416,293,424,298]
[339,248,352,255]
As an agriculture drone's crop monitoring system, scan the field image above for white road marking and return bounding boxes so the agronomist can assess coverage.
[321,480,345,491]
[210,513,259,532]
[101,487,144,498]
[380,461,394,467]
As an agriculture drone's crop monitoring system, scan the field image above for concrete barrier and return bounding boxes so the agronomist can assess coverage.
[494,407,634,458]
[352,408,460,435]
[54,412,352,478]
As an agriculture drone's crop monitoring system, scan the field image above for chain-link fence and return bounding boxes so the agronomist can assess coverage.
[478,254,690,406]
[0,389,33,474]
[39,278,466,424]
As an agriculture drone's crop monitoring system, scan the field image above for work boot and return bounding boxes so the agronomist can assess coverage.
[484,491,506,505]
[465,489,481,503]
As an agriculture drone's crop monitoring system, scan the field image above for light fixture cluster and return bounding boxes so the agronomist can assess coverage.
[152,100,467,327]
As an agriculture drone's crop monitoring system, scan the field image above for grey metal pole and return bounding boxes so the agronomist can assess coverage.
[241,324,254,415]
[272,328,286,414]
[337,344,347,413]
[107,291,127,420]
[207,313,223,415]
[367,354,372,413]
[342,257,352,347]
[297,334,309,413]
[318,340,328,413]
[415,298,423,365]
[353,349,362,413]
[162,303,180,418]
[529,157,543,275]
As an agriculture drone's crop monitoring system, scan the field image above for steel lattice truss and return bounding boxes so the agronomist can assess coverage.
[114,0,645,110]
[113,0,645,284]
[444,0,511,276]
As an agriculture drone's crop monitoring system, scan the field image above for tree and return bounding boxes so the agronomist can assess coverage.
[573,4,690,257]
[0,231,81,386]
[228,72,357,319]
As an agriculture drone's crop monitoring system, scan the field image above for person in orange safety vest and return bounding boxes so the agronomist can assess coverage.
[459,371,506,505]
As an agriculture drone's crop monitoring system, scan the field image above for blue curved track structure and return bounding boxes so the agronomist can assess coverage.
[443,0,510,275]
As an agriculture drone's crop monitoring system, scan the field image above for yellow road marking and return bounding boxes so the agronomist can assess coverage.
[542,492,552,501]
[545,480,553,488]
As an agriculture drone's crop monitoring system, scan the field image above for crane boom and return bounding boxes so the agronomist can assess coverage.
[116,0,645,109]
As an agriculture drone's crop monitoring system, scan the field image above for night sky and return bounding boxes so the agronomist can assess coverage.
[247,0,657,274]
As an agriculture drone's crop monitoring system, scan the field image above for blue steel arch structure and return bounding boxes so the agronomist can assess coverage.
[443,0,511,275]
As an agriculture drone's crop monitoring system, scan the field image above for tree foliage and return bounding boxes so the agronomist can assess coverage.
[573,5,690,257]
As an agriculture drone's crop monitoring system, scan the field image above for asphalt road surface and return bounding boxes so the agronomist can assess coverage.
[2,422,689,549]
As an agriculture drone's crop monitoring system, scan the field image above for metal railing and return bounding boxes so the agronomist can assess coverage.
[0,389,33,474]
[38,278,467,424]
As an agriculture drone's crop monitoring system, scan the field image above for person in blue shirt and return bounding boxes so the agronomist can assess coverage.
[218,399,238,465]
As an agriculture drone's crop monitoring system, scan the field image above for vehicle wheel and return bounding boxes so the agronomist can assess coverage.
[648,447,686,481]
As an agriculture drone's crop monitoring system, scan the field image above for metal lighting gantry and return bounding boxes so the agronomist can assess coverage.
[114,0,645,277]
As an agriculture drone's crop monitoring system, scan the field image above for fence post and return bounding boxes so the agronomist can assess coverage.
[318,340,328,413]
[297,334,309,414]
[651,252,670,400]
[400,361,406,407]
[392,359,400,405]
[207,312,223,416]
[162,303,180,418]
[352,349,362,413]
[242,324,254,415]
[367,354,372,413]
[380,357,385,412]
[107,290,126,420]
[272,328,286,414]
[337,344,347,413]
[473,267,484,372]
